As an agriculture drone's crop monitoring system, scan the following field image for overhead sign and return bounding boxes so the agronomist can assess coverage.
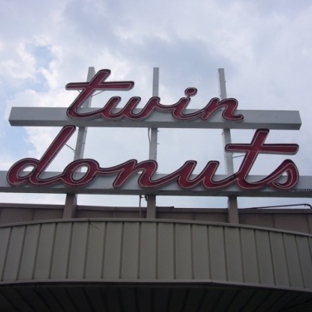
[2,68,311,197]
[6,126,299,190]
[65,69,243,121]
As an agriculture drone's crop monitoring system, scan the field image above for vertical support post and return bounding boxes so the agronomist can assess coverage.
[63,67,96,218]
[218,68,239,224]
[146,67,159,218]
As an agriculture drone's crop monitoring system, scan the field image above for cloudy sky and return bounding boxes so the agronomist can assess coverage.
[1,0,312,209]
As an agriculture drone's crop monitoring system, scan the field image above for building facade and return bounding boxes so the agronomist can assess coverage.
[0,68,311,311]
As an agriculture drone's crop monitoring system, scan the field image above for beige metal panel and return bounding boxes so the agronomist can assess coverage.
[77,210,142,219]
[77,210,110,218]
[34,223,55,279]
[19,224,40,280]
[68,222,89,279]
[296,236,312,289]
[240,213,275,229]
[283,234,304,288]
[50,222,72,279]
[225,227,244,283]
[159,212,195,221]
[0,219,312,297]
[85,221,106,279]
[0,228,10,280]
[121,222,140,279]
[209,226,227,281]
[255,230,275,285]
[139,222,156,279]
[273,214,310,234]
[3,226,25,281]
[103,222,123,279]
[240,228,260,284]
[192,224,210,279]
[175,224,192,279]
[157,222,174,279]
[2,204,312,236]
[193,212,227,223]
[33,209,63,221]
[0,208,33,224]
[270,232,290,287]
[308,215,312,233]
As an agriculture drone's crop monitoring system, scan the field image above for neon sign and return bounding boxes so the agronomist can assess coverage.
[5,69,300,192]
[7,126,298,190]
[66,69,243,121]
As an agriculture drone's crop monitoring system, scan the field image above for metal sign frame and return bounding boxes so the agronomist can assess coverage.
[2,68,310,208]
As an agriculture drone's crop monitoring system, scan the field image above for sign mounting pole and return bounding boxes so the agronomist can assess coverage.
[63,67,95,218]
[218,68,239,223]
[146,67,159,218]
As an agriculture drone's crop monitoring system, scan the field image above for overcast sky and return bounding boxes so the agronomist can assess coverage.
[1,0,312,209]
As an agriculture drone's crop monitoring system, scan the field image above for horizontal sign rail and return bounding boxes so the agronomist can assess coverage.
[9,107,301,129]
[1,171,311,197]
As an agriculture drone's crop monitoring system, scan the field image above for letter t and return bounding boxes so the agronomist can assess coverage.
[66,69,134,118]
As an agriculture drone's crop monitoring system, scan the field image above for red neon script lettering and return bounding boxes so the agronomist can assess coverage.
[7,126,299,190]
[66,69,244,121]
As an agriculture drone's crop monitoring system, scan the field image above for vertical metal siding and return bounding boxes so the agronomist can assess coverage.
[51,222,72,279]
[283,234,304,288]
[121,222,140,279]
[139,222,157,279]
[255,230,275,285]
[103,222,123,279]
[240,228,259,284]
[209,226,227,281]
[3,226,25,282]
[0,227,11,281]
[19,224,40,280]
[85,221,106,279]
[175,224,192,279]
[0,219,311,294]
[270,231,290,287]
[296,236,312,289]
[225,227,244,283]
[157,222,174,279]
[192,224,209,280]
[68,222,88,279]
[34,223,55,280]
